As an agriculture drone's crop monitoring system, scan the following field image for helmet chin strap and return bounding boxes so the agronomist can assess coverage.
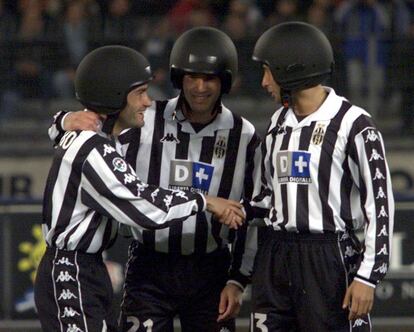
[102,112,120,135]
[281,88,292,110]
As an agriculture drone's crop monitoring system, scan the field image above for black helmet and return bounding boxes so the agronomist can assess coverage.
[170,26,238,94]
[253,21,334,91]
[75,45,153,115]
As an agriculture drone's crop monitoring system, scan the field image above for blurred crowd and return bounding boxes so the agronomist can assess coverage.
[0,0,414,133]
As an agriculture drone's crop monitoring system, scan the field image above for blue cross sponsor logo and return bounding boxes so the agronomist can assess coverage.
[276,151,311,184]
[169,160,214,194]
[192,162,213,192]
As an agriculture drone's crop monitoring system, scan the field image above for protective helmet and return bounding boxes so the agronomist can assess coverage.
[170,26,238,94]
[253,21,334,91]
[75,45,153,114]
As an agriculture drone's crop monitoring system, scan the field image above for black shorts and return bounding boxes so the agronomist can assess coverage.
[250,230,371,332]
[34,247,117,332]
[119,241,235,332]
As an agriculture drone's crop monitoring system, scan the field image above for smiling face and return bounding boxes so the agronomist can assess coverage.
[117,84,152,130]
[182,73,221,118]
[261,65,281,103]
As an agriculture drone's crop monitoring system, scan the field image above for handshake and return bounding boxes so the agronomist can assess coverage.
[205,195,246,229]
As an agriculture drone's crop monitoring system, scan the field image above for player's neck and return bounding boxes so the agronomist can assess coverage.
[292,85,328,117]
[182,103,218,125]
[111,121,124,138]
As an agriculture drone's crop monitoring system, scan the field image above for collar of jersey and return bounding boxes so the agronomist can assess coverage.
[164,96,234,136]
[283,87,344,129]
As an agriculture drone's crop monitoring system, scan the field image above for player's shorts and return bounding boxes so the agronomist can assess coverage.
[119,241,235,332]
[250,230,371,332]
[34,247,117,332]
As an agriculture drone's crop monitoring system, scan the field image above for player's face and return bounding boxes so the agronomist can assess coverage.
[119,84,152,129]
[182,73,221,115]
[262,65,280,103]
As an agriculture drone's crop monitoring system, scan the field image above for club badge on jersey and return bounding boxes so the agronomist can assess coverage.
[311,123,326,145]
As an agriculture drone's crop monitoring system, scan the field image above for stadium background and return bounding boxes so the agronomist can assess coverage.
[0,0,413,331]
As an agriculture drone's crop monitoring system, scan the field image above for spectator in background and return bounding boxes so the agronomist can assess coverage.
[168,0,216,34]
[52,1,91,98]
[143,16,176,99]
[306,0,348,96]
[306,0,334,35]
[168,0,200,33]
[1,0,57,122]
[102,0,138,44]
[222,0,263,96]
[0,0,17,123]
[334,0,390,118]
[12,0,56,99]
[0,0,16,40]
[265,0,302,27]
[394,21,414,134]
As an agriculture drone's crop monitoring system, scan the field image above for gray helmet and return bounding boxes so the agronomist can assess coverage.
[253,21,334,91]
[75,45,153,115]
[170,26,238,94]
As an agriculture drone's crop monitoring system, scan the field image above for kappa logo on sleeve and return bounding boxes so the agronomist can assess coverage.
[169,160,214,194]
[276,151,311,184]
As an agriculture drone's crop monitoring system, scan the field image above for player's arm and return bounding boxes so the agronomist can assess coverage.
[342,115,394,320]
[240,134,274,222]
[81,136,244,230]
[219,132,262,321]
[48,110,101,145]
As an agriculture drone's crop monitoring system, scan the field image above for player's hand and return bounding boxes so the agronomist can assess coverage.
[342,279,374,320]
[63,110,102,132]
[205,196,245,229]
[217,283,243,322]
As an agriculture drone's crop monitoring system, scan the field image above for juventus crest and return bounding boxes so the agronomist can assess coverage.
[214,136,227,158]
[311,123,326,145]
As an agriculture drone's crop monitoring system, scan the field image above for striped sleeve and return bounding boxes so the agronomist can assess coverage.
[48,110,70,146]
[243,119,278,222]
[348,114,394,287]
[229,129,262,288]
[81,140,206,230]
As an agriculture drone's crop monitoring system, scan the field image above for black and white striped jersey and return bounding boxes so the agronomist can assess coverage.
[245,87,394,287]
[43,129,205,254]
[49,96,262,288]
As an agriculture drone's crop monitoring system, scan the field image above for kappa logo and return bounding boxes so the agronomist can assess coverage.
[377,224,388,237]
[374,262,388,274]
[353,318,368,327]
[219,328,231,332]
[376,187,386,199]
[66,324,84,332]
[56,271,75,282]
[276,124,287,135]
[160,133,180,143]
[311,123,326,145]
[365,129,379,143]
[56,257,74,266]
[58,289,78,301]
[373,168,385,180]
[214,136,227,158]
[103,144,116,157]
[377,244,388,255]
[369,149,384,162]
[61,306,80,318]
[276,151,311,184]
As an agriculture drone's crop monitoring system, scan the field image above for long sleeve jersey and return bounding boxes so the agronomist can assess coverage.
[244,87,394,287]
[49,96,262,288]
[43,129,205,254]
